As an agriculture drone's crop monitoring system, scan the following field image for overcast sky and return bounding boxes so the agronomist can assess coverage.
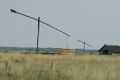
[0,0,120,49]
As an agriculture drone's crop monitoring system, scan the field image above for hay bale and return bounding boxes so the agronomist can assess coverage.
[55,48,75,55]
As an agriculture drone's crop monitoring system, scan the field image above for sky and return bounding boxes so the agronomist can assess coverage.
[0,0,120,49]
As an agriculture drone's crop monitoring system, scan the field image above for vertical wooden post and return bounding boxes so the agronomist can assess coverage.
[66,36,69,49]
[35,17,40,54]
[84,42,85,53]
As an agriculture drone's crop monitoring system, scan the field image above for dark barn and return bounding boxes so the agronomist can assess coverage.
[98,44,120,55]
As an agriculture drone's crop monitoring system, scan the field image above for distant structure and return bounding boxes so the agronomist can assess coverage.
[55,48,76,55]
[98,44,120,55]
[77,39,92,53]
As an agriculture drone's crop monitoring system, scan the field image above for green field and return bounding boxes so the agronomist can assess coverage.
[0,52,120,80]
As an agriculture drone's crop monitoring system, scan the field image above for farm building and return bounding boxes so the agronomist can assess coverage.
[98,44,120,55]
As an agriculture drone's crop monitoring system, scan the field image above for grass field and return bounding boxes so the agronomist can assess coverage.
[0,52,120,80]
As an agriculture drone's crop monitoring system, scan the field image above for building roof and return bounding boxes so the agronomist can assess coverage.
[98,44,120,53]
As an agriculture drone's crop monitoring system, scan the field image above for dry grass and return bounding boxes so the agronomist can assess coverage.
[0,52,120,80]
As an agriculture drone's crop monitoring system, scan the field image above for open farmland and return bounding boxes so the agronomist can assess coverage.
[0,53,120,80]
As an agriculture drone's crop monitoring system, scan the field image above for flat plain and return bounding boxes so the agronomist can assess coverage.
[0,52,120,80]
